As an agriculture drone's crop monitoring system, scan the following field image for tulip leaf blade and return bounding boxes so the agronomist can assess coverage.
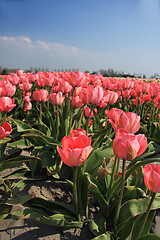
[139,234,160,240]
[118,196,160,226]
[30,197,76,217]
[92,232,113,240]
[130,210,156,240]
[12,208,83,228]
[83,145,113,178]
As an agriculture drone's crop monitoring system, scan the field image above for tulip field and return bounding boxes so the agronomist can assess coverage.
[1,70,160,239]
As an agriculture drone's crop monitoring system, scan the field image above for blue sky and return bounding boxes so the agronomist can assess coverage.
[0,0,160,77]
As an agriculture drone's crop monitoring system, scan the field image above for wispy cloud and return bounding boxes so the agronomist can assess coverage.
[0,35,116,71]
[1,35,153,76]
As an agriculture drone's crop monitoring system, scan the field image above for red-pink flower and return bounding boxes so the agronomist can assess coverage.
[72,96,84,108]
[57,134,93,167]
[19,81,33,92]
[24,101,32,111]
[113,129,147,160]
[107,108,140,133]
[1,81,16,97]
[144,164,160,193]
[32,89,49,102]
[50,92,65,106]
[70,128,86,137]
[104,90,119,105]
[0,97,16,112]
[67,71,86,87]
[85,106,97,118]
[81,85,104,105]
[0,122,12,139]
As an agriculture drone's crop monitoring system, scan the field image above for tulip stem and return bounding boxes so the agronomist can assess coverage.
[3,112,7,123]
[136,192,156,239]
[86,105,94,135]
[56,106,59,140]
[73,167,81,221]
[107,157,118,198]
[40,103,42,122]
[114,159,126,231]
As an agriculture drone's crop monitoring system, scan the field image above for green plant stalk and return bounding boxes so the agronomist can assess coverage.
[3,112,7,123]
[56,106,59,140]
[136,192,156,239]
[40,102,42,122]
[114,159,126,231]
[107,157,118,198]
[77,104,85,129]
[43,102,56,139]
[86,105,94,135]
[73,166,81,221]
[68,87,75,134]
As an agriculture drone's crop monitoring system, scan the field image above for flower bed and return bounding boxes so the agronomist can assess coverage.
[0,70,160,239]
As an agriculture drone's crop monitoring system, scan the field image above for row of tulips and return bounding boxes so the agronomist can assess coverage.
[0,71,160,239]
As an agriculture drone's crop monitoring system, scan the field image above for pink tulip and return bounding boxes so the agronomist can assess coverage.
[70,128,86,137]
[57,134,93,167]
[113,129,147,160]
[67,71,85,87]
[0,122,12,139]
[50,92,65,106]
[85,106,97,118]
[107,108,140,133]
[24,101,32,111]
[32,89,49,102]
[0,97,16,112]
[148,85,159,98]
[1,81,16,97]
[104,90,119,105]
[81,85,104,105]
[144,164,160,193]
[19,81,32,92]
[72,96,84,108]
[16,70,24,76]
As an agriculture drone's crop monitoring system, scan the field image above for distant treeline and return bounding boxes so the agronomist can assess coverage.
[0,66,160,79]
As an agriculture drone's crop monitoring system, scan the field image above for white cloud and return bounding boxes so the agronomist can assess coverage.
[0,35,157,77]
[0,35,33,49]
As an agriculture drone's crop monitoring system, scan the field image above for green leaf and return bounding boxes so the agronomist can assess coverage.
[117,217,137,240]
[122,187,146,204]
[13,119,33,132]
[12,208,83,228]
[0,156,40,172]
[83,146,113,178]
[0,142,7,156]
[139,234,160,240]
[22,133,61,148]
[2,167,29,179]
[83,173,109,219]
[6,194,35,205]
[92,232,113,240]
[38,151,55,167]
[30,197,76,217]
[118,196,160,226]
[9,138,33,147]
[0,203,12,216]
[130,210,156,240]
[89,219,100,236]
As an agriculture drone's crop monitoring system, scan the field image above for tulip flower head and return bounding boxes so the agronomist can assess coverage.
[113,129,147,160]
[107,108,140,134]
[32,89,49,102]
[0,97,16,112]
[70,128,86,137]
[0,122,12,139]
[57,134,93,167]
[144,164,160,193]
